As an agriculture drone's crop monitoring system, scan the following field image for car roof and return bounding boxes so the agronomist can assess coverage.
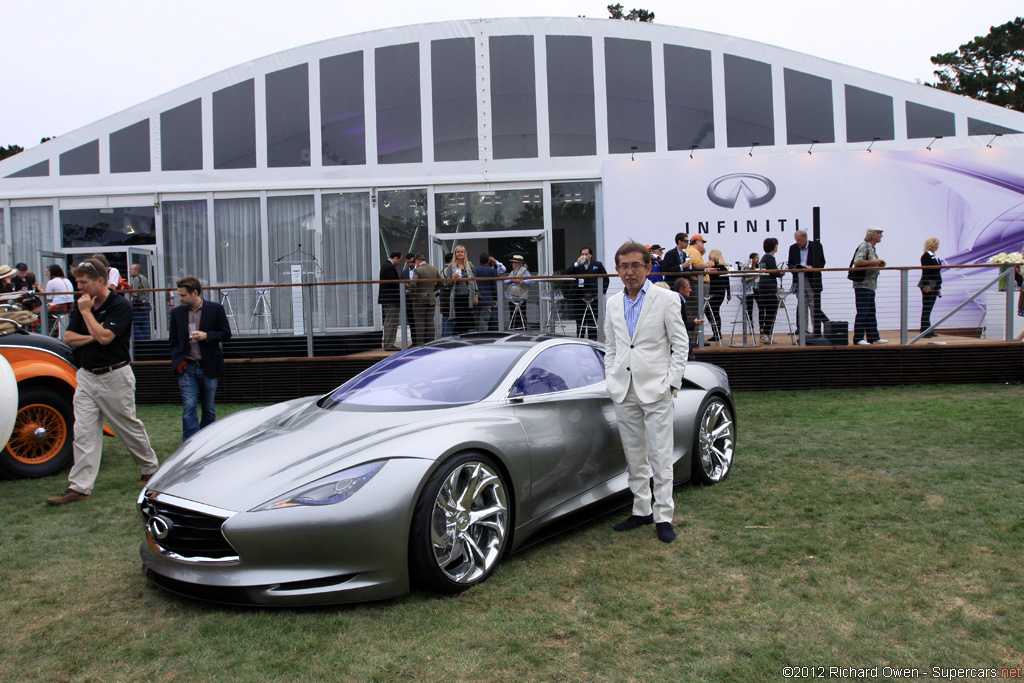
[418,332,603,352]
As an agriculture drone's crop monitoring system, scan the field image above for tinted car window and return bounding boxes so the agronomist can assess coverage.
[324,346,524,407]
[515,345,606,396]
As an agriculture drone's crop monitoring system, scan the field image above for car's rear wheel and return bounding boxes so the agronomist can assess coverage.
[409,453,510,594]
[692,395,735,485]
[0,386,75,479]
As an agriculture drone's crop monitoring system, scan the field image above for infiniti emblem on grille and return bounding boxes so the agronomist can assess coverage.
[707,173,777,208]
[147,515,173,540]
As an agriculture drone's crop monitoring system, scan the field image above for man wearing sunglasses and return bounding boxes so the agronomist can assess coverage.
[46,258,159,506]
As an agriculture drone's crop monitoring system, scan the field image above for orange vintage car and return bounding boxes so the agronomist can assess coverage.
[0,323,113,478]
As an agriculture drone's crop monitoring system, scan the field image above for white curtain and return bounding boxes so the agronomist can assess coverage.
[268,195,316,330]
[161,199,209,288]
[214,197,263,333]
[322,192,372,328]
[11,206,53,273]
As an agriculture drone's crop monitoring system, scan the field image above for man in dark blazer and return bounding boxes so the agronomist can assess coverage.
[918,238,943,337]
[672,277,701,360]
[170,276,232,441]
[378,252,402,349]
[400,253,418,345]
[565,247,609,340]
[659,232,690,283]
[787,230,828,337]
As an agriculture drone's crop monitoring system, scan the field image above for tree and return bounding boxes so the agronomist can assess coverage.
[607,4,654,22]
[0,144,24,162]
[928,17,1024,112]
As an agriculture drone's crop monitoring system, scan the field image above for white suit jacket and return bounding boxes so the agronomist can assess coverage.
[604,284,689,404]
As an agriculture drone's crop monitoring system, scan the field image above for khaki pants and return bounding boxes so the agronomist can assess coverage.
[68,366,158,495]
[612,381,675,524]
[412,300,436,345]
[382,304,399,348]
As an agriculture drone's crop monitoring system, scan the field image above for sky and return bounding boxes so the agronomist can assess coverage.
[2,0,1020,150]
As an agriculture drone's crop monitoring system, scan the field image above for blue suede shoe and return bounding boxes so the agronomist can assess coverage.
[613,514,653,532]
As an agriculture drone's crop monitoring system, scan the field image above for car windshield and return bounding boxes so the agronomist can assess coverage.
[322,345,525,408]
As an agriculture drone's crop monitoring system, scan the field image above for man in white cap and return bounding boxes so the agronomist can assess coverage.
[505,255,532,328]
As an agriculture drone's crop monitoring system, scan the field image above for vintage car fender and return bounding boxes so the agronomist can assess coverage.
[0,355,16,447]
[1,341,115,438]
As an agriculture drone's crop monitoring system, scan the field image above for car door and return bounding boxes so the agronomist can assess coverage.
[509,344,624,519]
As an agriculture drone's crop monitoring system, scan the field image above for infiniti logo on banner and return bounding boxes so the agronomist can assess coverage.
[707,174,777,208]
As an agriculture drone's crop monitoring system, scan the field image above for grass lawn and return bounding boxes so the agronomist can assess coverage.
[1,386,1022,683]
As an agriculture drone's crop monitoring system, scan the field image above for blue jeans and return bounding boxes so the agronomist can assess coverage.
[179,363,218,441]
[132,302,151,341]
[853,287,879,343]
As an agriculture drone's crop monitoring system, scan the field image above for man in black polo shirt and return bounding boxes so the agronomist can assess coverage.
[46,258,159,506]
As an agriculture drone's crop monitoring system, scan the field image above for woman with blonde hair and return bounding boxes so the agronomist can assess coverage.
[706,249,730,342]
[918,237,942,337]
[442,244,478,335]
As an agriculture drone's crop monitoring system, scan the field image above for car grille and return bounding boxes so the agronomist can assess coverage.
[141,497,238,561]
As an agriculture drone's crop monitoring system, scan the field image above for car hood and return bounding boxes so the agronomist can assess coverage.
[149,397,469,512]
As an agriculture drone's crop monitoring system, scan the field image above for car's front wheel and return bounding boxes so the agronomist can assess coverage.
[692,395,735,485]
[0,385,75,479]
[409,453,510,594]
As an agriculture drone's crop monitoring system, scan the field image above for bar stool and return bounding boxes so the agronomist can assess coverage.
[249,283,273,335]
[507,297,527,331]
[541,287,568,334]
[577,297,598,339]
[218,283,239,335]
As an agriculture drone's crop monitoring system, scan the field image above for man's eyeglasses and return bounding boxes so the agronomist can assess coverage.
[616,262,649,273]
[76,261,101,271]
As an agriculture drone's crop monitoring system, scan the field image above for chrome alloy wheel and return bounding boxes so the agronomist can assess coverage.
[697,398,735,483]
[429,461,509,584]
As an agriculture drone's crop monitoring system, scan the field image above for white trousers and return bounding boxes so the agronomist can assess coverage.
[612,381,675,523]
[69,366,158,495]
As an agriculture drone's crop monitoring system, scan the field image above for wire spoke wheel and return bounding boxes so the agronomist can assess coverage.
[1,388,75,478]
[8,403,68,465]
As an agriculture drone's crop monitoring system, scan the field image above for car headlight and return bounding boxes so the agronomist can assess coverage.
[253,462,385,511]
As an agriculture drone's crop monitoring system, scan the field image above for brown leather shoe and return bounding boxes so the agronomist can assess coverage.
[137,473,153,486]
[46,488,91,506]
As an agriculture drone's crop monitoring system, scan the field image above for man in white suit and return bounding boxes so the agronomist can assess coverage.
[605,241,689,543]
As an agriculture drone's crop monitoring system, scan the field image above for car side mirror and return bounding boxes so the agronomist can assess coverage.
[508,385,525,400]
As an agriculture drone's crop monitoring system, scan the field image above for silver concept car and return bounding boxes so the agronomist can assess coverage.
[139,332,735,606]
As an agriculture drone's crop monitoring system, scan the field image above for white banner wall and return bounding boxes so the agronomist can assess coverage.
[602,148,1024,334]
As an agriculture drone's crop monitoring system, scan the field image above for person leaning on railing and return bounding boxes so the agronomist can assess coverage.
[758,238,781,344]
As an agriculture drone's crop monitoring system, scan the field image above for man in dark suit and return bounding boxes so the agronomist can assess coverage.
[788,230,828,337]
[918,238,943,337]
[672,277,701,360]
[474,252,503,331]
[659,232,690,284]
[400,253,418,345]
[378,252,402,349]
[170,276,232,442]
[565,247,609,340]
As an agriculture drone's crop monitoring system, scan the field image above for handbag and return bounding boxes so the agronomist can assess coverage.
[847,253,866,282]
